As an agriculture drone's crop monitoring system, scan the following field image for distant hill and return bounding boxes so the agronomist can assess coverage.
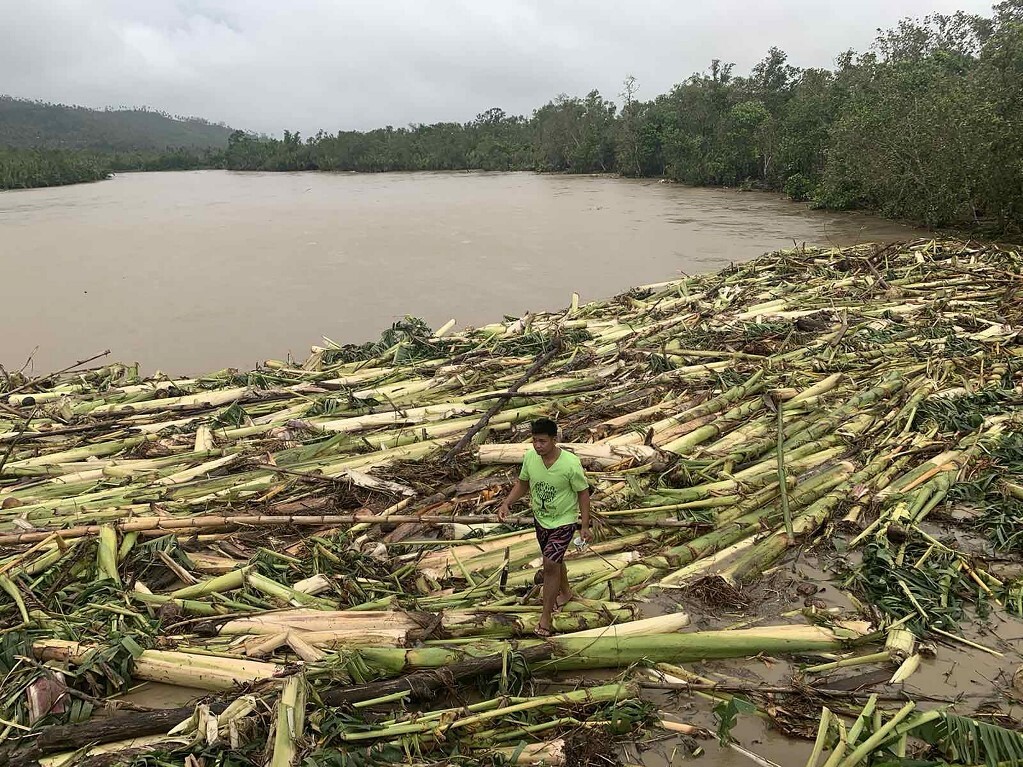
[0,96,236,152]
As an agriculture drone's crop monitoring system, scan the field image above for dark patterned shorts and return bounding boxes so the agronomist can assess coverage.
[534,521,576,563]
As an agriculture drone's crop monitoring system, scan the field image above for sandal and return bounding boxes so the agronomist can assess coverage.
[533,624,555,638]
[554,594,573,612]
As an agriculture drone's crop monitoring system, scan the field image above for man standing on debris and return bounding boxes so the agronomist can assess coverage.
[497,417,591,637]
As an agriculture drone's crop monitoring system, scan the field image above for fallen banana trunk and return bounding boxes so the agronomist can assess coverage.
[34,641,286,691]
[321,644,554,707]
[266,674,306,767]
[38,622,851,688]
[10,646,559,763]
[35,735,192,767]
[1,238,1020,767]
[477,442,668,470]
[0,511,695,545]
[418,529,660,581]
[357,623,861,675]
[490,740,566,766]
[221,607,647,643]
[219,609,421,636]
[437,608,643,638]
[10,711,223,766]
[561,611,690,638]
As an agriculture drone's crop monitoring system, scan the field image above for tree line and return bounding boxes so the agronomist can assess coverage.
[2,4,1020,231]
[0,148,110,189]
[0,146,226,189]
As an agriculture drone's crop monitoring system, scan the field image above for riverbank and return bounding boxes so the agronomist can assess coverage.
[1,238,1021,766]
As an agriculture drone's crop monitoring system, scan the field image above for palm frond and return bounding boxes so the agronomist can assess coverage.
[913,712,1023,767]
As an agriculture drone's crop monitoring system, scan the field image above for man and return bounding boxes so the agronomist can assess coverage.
[497,417,590,637]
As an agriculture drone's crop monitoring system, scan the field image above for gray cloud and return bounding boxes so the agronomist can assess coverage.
[0,0,997,136]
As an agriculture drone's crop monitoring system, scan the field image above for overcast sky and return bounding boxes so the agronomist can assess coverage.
[0,0,997,136]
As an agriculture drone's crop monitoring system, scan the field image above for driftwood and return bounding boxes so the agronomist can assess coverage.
[4,701,230,765]
[3,349,110,400]
[441,338,563,463]
[462,383,602,404]
[0,511,708,545]
[5,646,553,764]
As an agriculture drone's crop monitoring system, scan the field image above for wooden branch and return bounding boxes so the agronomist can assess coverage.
[6,646,555,763]
[462,383,602,404]
[0,511,706,545]
[441,338,563,463]
[4,701,230,764]
[320,644,552,706]
[3,350,111,400]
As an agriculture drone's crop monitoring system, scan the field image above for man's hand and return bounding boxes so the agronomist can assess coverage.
[497,478,528,523]
[579,523,592,543]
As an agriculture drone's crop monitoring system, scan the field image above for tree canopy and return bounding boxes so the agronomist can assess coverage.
[3,4,1021,232]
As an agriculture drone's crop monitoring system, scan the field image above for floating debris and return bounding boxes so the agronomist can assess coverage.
[0,238,1021,766]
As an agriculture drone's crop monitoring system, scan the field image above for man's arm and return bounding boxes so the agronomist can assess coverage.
[497,479,529,521]
[578,488,591,540]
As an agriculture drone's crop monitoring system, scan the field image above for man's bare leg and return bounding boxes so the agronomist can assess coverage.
[538,558,561,635]
[556,561,573,610]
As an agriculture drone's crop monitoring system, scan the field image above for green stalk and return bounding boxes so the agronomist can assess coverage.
[776,398,793,539]
[357,626,852,676]
[0,574,30,624]
[247,571,338,610]
[268,673,307,767]
[170,567,249,599]
[805,707,834,767]
[97,524,121,585]
[340,683,633,741]
[836,702,916,767]
[803,652,891,674]
[822,695,877,767]
[487,715,581,742]
[132,591,232,616]
[352,690,411,709]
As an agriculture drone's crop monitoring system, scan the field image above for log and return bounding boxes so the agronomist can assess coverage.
[0,512,703,545]
[442,339,562,463]
[462,383,602,403]
[320,644,553,706]
[5,646,554,764]
[4,701,229,764]
[477,442,667,470]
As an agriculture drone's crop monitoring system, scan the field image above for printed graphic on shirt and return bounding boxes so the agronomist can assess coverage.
[533,481,557,511]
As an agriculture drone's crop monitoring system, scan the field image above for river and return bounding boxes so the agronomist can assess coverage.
[0,170,923,375]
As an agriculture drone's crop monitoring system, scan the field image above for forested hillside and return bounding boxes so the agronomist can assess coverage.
[0,97,234,151]
[0,97,233,188]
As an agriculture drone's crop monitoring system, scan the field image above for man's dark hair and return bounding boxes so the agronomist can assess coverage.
[530,418,558,438]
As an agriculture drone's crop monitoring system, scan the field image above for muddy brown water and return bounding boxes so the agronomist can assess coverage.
[0,170,924,375]
[627,556,1023,767]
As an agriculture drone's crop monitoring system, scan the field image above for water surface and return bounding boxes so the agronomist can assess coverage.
[0,171,923,374]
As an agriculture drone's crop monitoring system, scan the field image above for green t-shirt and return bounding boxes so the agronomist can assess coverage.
[518,448,589,529]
